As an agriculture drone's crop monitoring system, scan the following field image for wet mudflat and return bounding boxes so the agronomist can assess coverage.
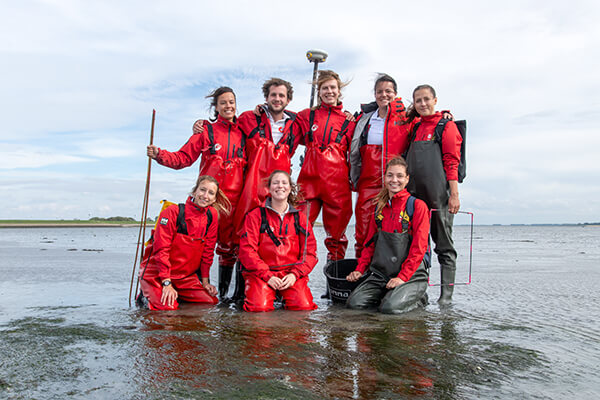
[1,226,599,399]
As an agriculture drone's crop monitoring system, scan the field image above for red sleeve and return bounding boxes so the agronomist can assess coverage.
[441,120,462,181]
[237,111,256,137]
[238,209,274,282]
[151,205,179,280]
[397,199,430,282]
[356,215,378,274]
[155,133,206,170]
[289,117,304,156]
[291,212,318,279]
[198,207,218,278]
[295,109,310,146]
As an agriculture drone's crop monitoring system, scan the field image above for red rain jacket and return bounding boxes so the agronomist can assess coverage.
[356,189,430,282]
[141,197,218,280]
[239,201,317,283]
[155,115,246,199]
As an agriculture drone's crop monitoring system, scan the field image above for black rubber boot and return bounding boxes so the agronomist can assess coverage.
[437,266,456,305]
[218,264,233,301]
[230,261,245,305]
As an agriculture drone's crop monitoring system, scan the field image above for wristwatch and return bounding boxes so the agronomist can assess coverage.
[161,280,172,287]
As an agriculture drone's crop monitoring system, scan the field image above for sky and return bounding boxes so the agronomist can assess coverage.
[1,0,599,225]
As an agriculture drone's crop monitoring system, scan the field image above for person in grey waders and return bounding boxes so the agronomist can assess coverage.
[346,157,430,314]
[403,84,462,304]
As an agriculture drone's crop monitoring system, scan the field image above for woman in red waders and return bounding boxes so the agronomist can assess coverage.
[147,87,246,302]
[296,70,356,263]
[239,170,318,312]
[349,74,414,259]
[137,175,231,310]
[404,84,462,304]
[346,157,430,314]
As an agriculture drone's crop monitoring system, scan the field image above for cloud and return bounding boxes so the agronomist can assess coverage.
[0,1,599,224]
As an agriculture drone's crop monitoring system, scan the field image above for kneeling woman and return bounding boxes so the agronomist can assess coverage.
[346,157,430,314]
[239,170,318,312]
[138,175,231,310]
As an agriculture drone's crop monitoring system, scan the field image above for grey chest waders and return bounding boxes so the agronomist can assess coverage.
[370,230,429,283]
[405,141,448,209]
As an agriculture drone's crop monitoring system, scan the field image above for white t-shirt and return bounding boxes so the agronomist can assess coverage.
[265,108,291,144]
[367,110,385,145]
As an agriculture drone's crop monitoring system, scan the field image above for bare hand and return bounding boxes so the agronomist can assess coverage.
[267,276,283,290]
[386,277,405,289]
[147,145,159,159]
[346,270,363,282]
[192,119,205,135]
[442,110,454,121]
[279,273,297,290]
[161,285,178,306]
[343,110,356,122]
[253,104,265,116]
[448,193,460,214]
[204,283,217,297]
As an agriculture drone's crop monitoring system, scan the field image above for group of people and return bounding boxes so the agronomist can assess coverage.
[136,70,463,314]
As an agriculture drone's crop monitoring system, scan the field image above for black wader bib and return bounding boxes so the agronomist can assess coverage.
[347,203,429,314]
[406,140,448,209]
[404,124,458,304]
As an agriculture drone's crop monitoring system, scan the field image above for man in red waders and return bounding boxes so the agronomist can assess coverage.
[296,70,356,264]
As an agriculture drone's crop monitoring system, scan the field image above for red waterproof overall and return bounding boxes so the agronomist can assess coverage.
[139,199,219,310]
[155,116,246,266]
[352,99,414,258]
[234,110,300,238]
[296,104,355,261]
[238,201,318,312]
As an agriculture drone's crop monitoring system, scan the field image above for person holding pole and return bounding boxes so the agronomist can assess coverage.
[137,175,231,310]
[238,170,318,312]
[346,157,430,314]
[295,69,356,263]
[403,84,462,304]
[147,87,246,302]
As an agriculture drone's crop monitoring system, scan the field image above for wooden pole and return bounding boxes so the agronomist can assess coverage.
[129,109,156,307]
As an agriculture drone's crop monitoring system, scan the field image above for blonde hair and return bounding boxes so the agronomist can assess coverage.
[191,175,231,216]
[374,157,409,217]
[315,70,349,107]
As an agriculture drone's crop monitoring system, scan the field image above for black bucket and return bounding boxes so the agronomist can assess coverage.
[324,259,366,304]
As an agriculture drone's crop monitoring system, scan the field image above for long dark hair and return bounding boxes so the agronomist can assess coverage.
[206,86,236,122]
[405,84,436,124]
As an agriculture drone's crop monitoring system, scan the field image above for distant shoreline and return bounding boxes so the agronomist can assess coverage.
[0,220,597,228]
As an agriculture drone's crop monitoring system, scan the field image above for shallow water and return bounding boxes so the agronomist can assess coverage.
[0,225,599,399]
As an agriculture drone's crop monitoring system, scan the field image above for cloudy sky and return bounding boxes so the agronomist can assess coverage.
[1,0,598,225]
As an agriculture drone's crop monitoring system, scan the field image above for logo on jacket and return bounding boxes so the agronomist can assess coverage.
[311,124,318,131]
[214,143,222,151]
[399,211,410,224]
[160,217,169,225]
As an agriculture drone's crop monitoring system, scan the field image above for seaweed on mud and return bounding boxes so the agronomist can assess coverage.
[0,316,132,397]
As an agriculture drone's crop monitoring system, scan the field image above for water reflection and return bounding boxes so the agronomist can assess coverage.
[132,305,463,399]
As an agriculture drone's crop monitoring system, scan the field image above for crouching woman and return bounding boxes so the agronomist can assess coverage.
[346,157,430,314]
[138,175,231,310]
[239,170,318,312]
